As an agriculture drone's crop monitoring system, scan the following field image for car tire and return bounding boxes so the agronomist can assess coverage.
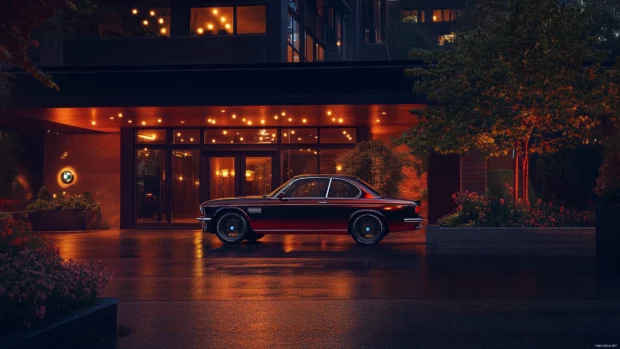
[247,233,265,242]
[215,212,249,244]
[349,213,386,245]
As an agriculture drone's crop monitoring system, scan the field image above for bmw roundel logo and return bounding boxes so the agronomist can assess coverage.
[61,170,75,184]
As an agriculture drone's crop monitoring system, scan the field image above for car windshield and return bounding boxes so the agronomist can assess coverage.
[358,179,382,197]
[266,180,291,197]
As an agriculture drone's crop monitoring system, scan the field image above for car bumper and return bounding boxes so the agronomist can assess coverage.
[197,217,212,232]
[404,217,423,229]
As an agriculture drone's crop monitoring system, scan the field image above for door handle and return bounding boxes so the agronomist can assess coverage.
[319,201,328,204]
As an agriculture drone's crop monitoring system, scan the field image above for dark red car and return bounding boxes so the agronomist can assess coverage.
[198,175,423,245]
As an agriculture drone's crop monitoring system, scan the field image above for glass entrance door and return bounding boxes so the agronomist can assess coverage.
[203,151,277,200]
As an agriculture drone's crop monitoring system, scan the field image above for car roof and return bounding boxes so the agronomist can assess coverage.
[292,174,359,181]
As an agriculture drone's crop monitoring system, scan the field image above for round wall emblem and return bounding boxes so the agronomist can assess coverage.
[61,170,75,184]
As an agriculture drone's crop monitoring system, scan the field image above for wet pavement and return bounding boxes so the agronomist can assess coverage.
[41,230,620,349]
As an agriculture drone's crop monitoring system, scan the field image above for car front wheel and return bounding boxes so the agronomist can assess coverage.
[350,213,386,245]
[215,212,249,244]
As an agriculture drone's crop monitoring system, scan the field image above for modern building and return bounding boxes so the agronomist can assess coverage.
[1,0,483,229]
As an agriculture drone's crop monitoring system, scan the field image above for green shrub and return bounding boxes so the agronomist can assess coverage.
[337,141,409,197]
[487,169,536,204]
[36,187,52,202]
[24,192,100,214]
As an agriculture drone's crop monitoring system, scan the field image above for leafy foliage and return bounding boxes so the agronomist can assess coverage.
[594,132,620,204]
[0,214,111,330]
[438,187,595,227]
[37,187,52,202]
[396,0,620,205]
[0,0,77,90]
[25,187,100,213]
[336,141,409,197]
[0,131,19,199]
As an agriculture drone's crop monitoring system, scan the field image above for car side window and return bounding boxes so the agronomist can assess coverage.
[283,178,331,198]
[327,179,361,198]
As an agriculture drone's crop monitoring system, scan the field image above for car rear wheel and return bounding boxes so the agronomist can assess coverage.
[350,213,386,245]
[247,233,265,242]
[215,212,249,244]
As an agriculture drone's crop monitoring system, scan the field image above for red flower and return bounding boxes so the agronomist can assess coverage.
[500,199,505,205]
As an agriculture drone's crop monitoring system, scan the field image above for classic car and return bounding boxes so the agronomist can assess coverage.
[198,174,423,245]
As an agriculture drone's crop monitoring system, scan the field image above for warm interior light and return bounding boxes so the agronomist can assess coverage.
[118,113,123,117]
[128,120,132,123]
[288,118,292,122]
[178,176,183,181]
[91,121,96,125]
[260,120,265,124]
[343,131,347,134]
[131,9,138,14]
[291,130,295,134]
[220,17,226,22]
[242,118,246,122]
[331,117,336,122]
[212,9,218,15]
[150,10,155,16]
[382,112,387,115]
[259,136,263,141]
[143,20,149,26]
[223,130,228,134]
[225,23,231,29]
[298,137,302,141]
[274,115,279,120]
[159,18,164,24]
[337,41,341,46]
[110,116,114,120]
[177,132,181,137]
[197,28,204,34]
[190,138,194,142]
[211,120,216,125]
[138,134,156,140]
[336,165,342,172]
[281,112,286,116]
[141,121,146,125]
[221,169,229,177]
[160,28,167,34]
[180,120,185,124]
[302,118,307,123]
[240,137,244,141]
[245,170,252,178]
[221,109,225,113]
[157,118,162,123]
[338,118,343,123]
[232,114,236,118]
[247,121,253,125]
[212,139,216,143]
[376,119,381,122]
[327,110,332,115]
[207,23,214,30]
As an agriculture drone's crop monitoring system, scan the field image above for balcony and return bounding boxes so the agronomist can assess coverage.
[63,35,268,66]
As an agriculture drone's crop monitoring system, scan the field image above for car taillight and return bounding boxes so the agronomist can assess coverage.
[415,205,421,214]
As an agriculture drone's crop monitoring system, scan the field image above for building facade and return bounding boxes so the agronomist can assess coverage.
[2,0,480,229]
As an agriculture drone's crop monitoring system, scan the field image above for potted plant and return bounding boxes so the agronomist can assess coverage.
[24,188,101,231]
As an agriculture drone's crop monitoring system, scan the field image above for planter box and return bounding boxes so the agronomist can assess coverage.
[426,225,595,249]
[596,204,620,277]
[28,211,100,231]
[0,297,117,349]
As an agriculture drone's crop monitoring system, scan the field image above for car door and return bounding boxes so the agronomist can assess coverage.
[256,177,332,233]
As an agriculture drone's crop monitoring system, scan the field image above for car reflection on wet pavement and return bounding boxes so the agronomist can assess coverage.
[42,230,620,349]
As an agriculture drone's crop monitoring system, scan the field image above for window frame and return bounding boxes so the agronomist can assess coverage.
[190,5,267,36]
[288,11,302,63]
[327,178,362,199]
[279,177,331,198]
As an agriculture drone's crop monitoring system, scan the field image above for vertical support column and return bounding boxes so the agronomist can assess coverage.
[170,2,190,37]
[120,128,134,229]
[427,151,460,225]
[380,0,387,43]
[266,0,288,63]
[460,149,487,194]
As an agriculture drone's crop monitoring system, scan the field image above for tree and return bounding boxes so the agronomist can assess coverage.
[336,141,409,197]
[0,0,76,91]
[396,0,619,207]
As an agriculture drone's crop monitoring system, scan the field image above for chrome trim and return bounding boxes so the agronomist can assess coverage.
[404,218,423,223]
[274,176,364,200]
[325,178,333,198]
[326,178,362,199]
[197,217,212,222]
[254,228,345,232]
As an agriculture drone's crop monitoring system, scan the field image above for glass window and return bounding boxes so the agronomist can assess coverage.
[191,7,233,35]
[281,149,318,181]
[306,33,315,62]
[288,14,300,50]
[281,178,330,198]
[135,148,167,224]
[282,128,318,143]
[171,150,200,223]
[320,128,356,144]
[125,7,170,37]
[443,9,451,22]
[173,129,200,144]
[438,33,456,46]
[328,179,361,198]
[205,128,277,144]
[210,157,236,199]
[245,157,273,196]
[288,0,299,13]
[237,6,266,34]
[319,148,350,174]
[432,10,442,22]
[317,44,324,61]
[136,129,166,144]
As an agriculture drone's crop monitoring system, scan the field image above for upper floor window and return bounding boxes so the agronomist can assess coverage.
[438,32,456,46]
[96,7,170,38]
[401,10,425,23]
[432,9,463,23]
[191,6,266,36]
[288,0,299,13]
[288,13,301,63]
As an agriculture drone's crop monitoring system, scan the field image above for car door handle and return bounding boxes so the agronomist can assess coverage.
[319,201,328,204]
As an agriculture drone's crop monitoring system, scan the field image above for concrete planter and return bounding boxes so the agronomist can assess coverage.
[426,225,595,249]
[28,211,101,231]
[0,297,117,349]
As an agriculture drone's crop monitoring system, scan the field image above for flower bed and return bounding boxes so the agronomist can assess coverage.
[438,186,594,228]
[24,187,101,231]
[0,213,112,332]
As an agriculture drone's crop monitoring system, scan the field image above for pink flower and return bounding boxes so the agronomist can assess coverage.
[500,199,505,205]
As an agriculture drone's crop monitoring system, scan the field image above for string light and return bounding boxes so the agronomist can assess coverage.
[260,120,265,124]
[118,113,123,117]
[142,121,146,125]
[207,23,214,30]
[128,120,132,124]
[143,20,149,26]
[197,28,204,34]
[302,118,307,123]
[160,28,167,34]
[157,118,162,123]
[91,121,96,125]
[232,114,237,119]
[131,9,138,14]
[327,110,332,115]
[212,9,218,14]
[150,10,155,16]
